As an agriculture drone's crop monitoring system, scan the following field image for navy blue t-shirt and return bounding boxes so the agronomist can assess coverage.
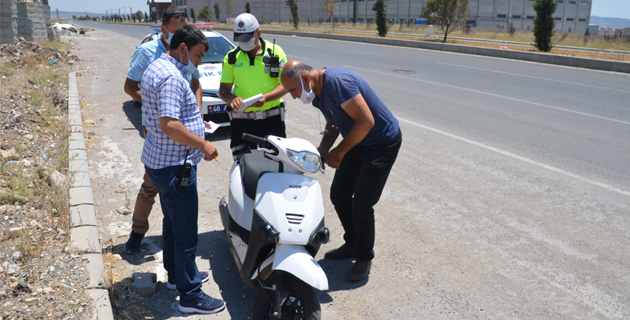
[312,67,399,147]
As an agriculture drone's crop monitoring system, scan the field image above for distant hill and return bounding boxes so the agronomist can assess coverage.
[589,16,630,30]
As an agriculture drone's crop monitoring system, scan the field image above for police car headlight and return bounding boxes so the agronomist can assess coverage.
[286,149,321,173]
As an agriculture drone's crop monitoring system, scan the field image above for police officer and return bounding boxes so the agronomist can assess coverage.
[219,13,288,158]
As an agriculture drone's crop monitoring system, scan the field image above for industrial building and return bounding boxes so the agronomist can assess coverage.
[147,0,173,21]
[469,0,592,33]
[175,0,591,33]
[174,0,331,24]
[0,0,51,44]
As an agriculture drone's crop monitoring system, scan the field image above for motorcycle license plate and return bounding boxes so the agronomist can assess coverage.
[208,104,227,113]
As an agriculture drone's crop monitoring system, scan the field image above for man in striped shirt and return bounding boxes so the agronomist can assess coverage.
[141,25,224,314]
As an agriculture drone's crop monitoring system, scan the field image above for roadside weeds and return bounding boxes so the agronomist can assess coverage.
[0,39,93,319]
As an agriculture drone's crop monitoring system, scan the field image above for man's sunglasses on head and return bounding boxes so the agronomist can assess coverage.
[168,12,188,19]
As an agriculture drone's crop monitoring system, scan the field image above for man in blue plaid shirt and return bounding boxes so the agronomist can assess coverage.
[141,25,225,314]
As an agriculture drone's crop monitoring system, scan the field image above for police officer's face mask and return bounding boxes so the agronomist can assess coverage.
[300,78,315,104]
[237,36,257,52]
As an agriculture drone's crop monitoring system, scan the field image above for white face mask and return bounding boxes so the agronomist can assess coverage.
[300,78,315,104]
[237,37,257,52]
[184,47,197,82]
[164,30,173,46]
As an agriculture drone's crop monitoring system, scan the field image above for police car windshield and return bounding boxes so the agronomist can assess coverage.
[203,36,234,64]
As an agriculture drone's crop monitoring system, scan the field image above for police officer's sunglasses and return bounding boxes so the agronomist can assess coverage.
[167,11,188,19]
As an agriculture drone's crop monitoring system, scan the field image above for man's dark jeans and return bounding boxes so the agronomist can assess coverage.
[330,129,402,262]
[145,164,203,302]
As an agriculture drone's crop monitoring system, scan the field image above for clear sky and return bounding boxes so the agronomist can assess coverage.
[49,0,630,19]
[590,0,630,19]
[50,0,155,16]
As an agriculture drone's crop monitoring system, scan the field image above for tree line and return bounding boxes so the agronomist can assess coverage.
[95,0,559,52]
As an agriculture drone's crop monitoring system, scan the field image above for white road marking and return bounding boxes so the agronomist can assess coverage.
[436,62,630,94]
[397,117,630,197]
[345,64,630,126]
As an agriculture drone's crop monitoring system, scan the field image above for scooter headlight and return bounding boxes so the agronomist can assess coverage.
[286,149,321,173]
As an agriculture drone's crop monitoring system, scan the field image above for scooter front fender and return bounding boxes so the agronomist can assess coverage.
[253,244,328,291]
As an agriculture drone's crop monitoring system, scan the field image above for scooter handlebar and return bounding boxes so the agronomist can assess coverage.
[242,133,270,147]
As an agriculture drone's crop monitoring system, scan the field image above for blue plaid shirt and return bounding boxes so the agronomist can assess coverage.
[141,53,204,169]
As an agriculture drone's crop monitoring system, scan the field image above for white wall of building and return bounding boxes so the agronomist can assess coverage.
[176,0,591,33]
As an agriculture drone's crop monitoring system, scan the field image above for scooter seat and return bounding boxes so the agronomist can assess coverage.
[240,149,281,200]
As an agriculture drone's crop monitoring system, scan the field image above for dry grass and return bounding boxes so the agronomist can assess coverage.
[0,41,72,261]
[252,22,630,62]
[36,39,72,51]
[103,250,155,320]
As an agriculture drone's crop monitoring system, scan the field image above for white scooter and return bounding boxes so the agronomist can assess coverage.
[219,133,330,320]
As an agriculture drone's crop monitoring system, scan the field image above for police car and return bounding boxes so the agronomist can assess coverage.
[141,24,235,126]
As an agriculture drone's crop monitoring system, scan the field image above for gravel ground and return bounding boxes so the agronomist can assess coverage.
[0,38,93,320]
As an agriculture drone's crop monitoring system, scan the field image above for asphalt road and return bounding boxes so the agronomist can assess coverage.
[72,21,630,319]
[76,21,630,194]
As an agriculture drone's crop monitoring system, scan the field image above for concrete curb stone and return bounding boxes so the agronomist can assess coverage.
[69,132,84,141]
[69,149,87,161]
[69,186,94,206]
[83,253,107,288]
[69,159,89,172]
[214,27,630,74]
[69,139,86,151]
[66,72,114,319]
[68,225,101,252]
[70,204,98,227]
[70,125,84,133]
[67,112,82,126]
[89,289,114,319]
[70,171,91,188]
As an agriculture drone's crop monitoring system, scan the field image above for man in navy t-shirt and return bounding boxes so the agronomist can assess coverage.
[281,60,402,282]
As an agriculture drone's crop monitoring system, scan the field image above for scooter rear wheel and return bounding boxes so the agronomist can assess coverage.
[252,272,321,320]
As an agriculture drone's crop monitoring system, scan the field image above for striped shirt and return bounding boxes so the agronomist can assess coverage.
[140,53,204,169]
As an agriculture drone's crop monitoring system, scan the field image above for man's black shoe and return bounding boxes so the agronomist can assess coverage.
[324,243,356,260]
[179,293,226,314]
[347,259,371,282]
[123,230,144,254]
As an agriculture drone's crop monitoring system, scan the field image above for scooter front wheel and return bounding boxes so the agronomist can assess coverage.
[252,273,321,320]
